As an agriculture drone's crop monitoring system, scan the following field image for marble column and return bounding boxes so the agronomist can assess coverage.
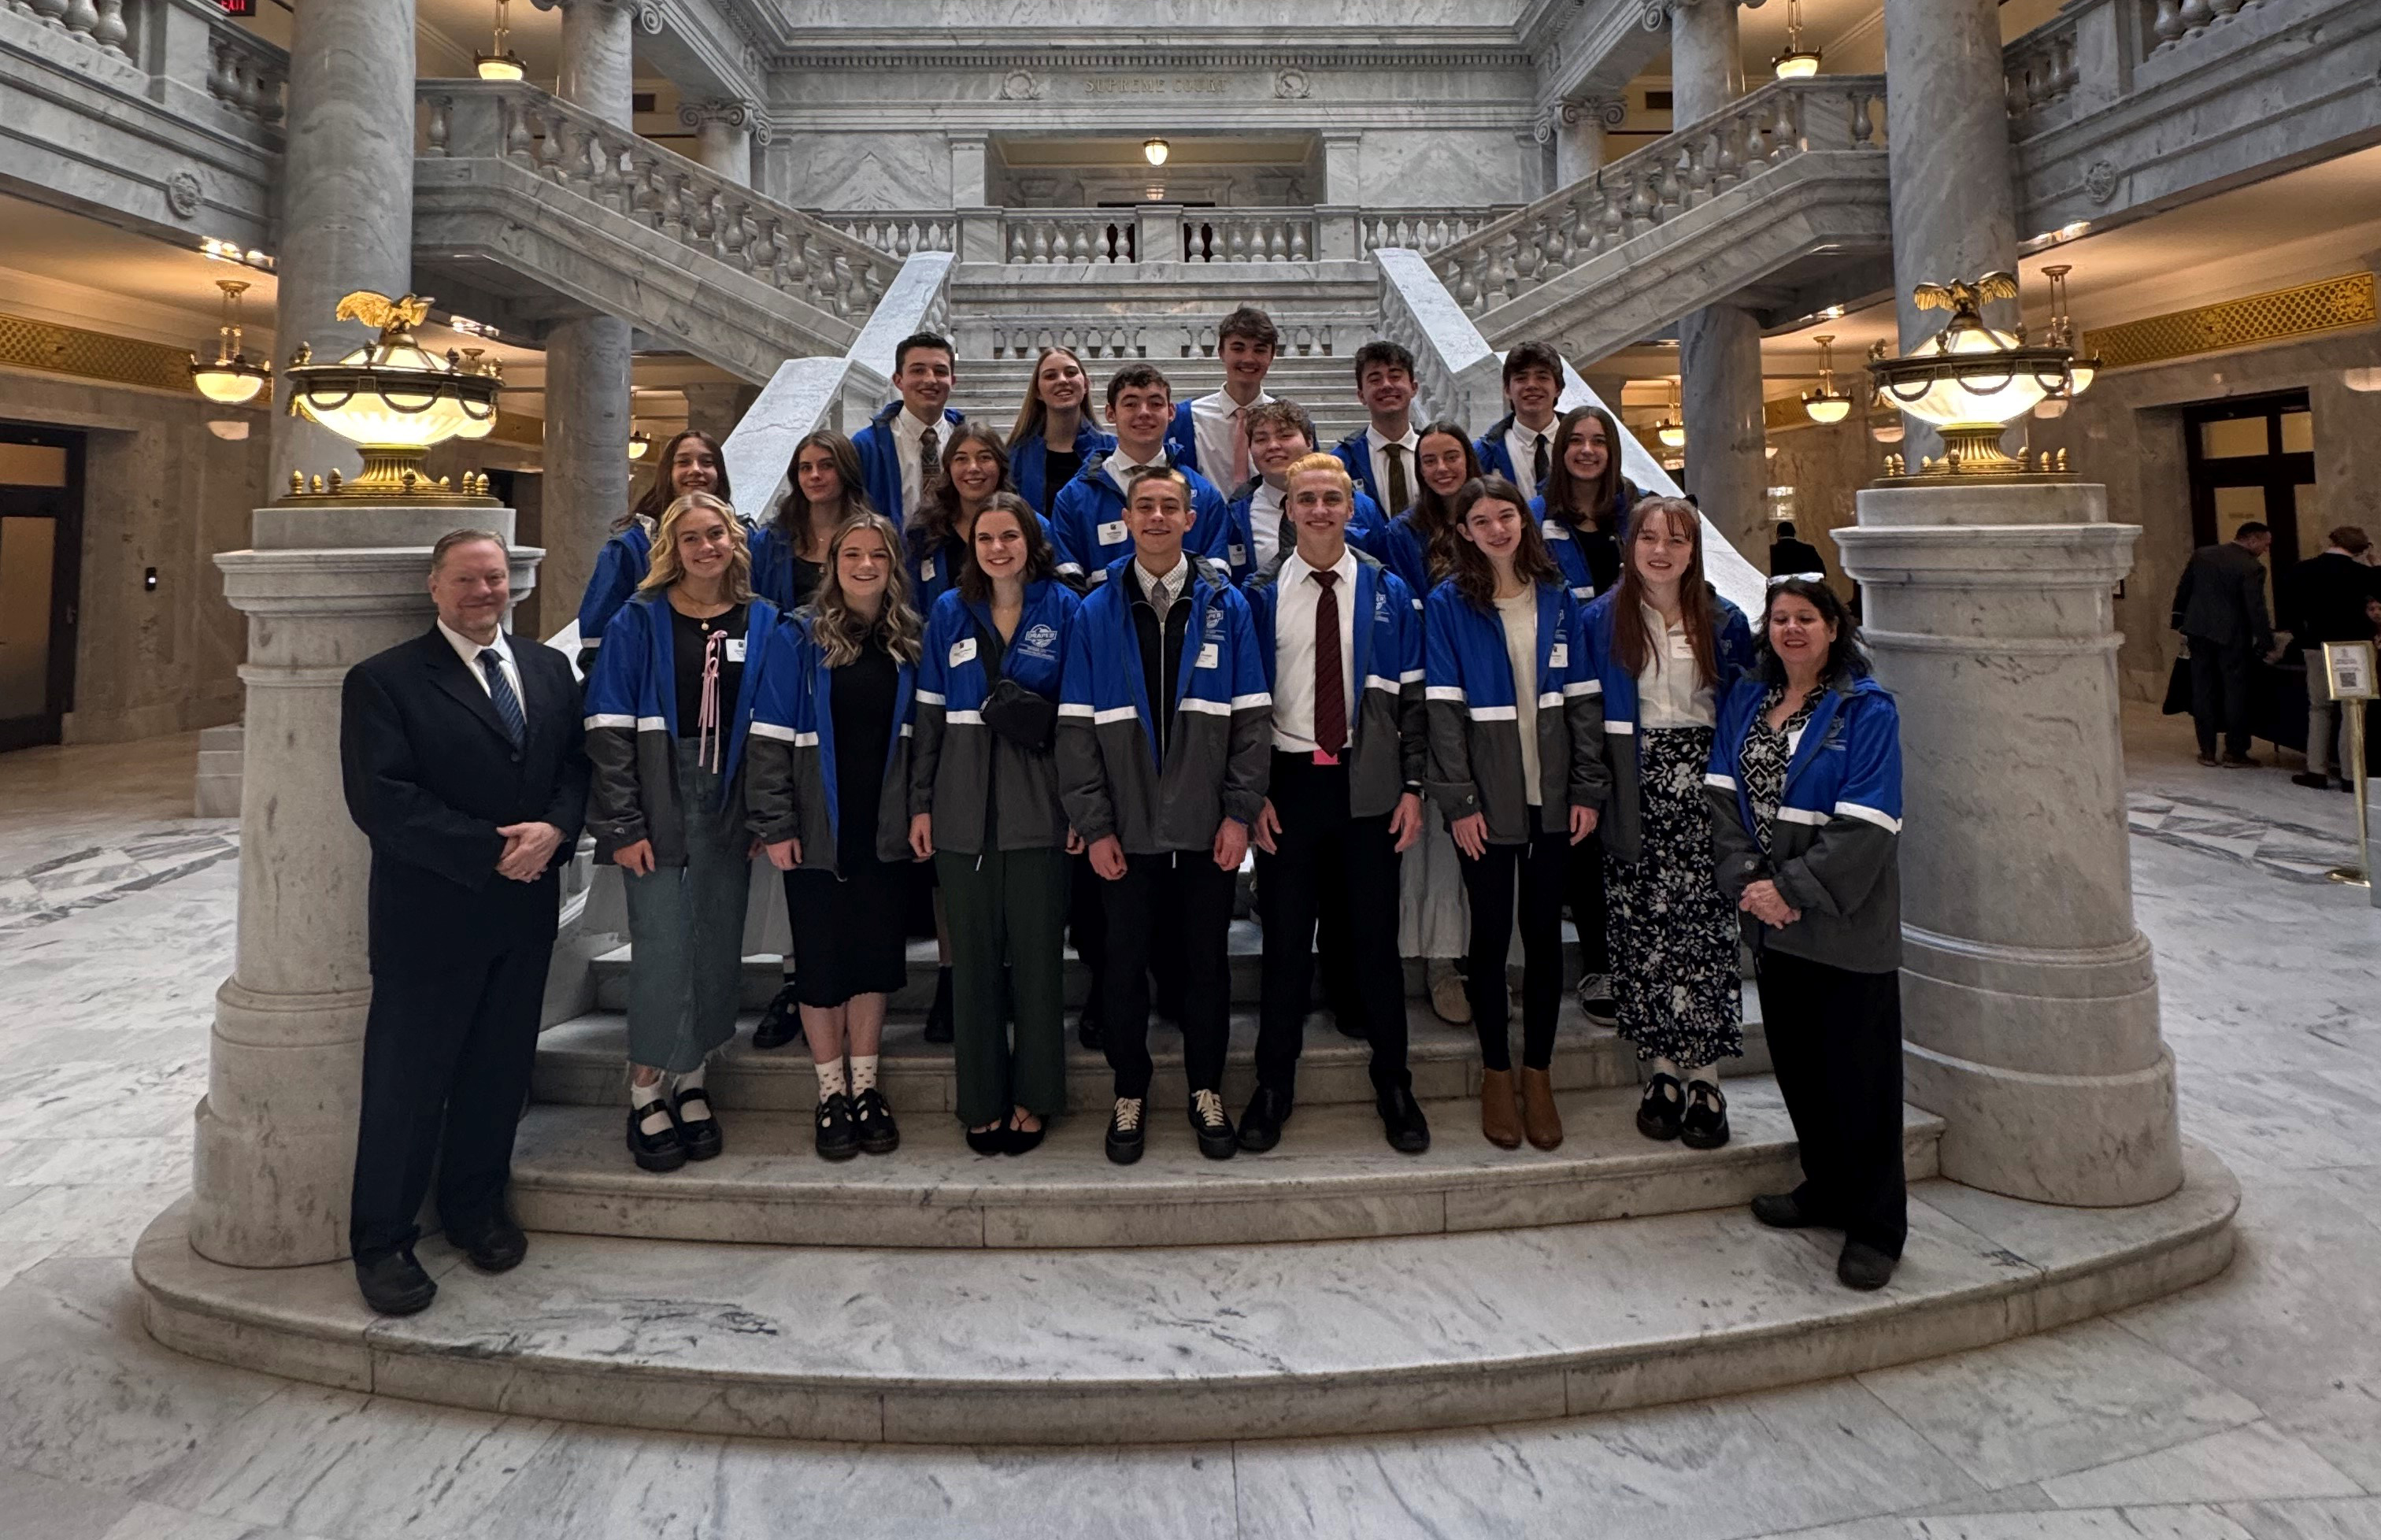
[1882,0,2021,464]
[682,100,754,185]
[539,0,637,641]
[1554,99,1613,187]
[682,380,759,445]
[268,0,415,487]
[197,505,542,1266]
[1835,482,2183,1207]
[1679,302,1769,553]
[1668,0,1744,125]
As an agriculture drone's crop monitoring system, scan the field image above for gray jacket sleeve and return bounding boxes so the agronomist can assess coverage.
[1708,783,1764,903]
[1564,688,1609,809]
[745,736,801,846]
[584,726,646,849]
[1219,598,1273,827]
[1770,820,1898,920]
[2240,559,2275,653]
[909,698,946,823]
[1424,701,1479,820]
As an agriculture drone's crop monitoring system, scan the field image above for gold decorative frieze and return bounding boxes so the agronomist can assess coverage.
[0,311,198,394]
[2083,272,2376,372]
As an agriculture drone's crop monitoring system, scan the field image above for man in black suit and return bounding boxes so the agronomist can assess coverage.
[1768,520,1824,579]
[339,528,591,1316]
[2170,520,2278,768]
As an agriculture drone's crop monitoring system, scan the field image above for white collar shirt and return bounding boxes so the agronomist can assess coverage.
[1635,602,1716,728]
[439,620,524,707]
[1105,445,1171,498]
[891,406,943,520]
[1271,546,1360,755]
[1365,424,1421,514]
[1505,419,1557,503]
[1132,551,1191,619]
[1189,389,1269,490]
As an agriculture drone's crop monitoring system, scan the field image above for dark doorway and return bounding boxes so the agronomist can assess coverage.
[2182,391,2316,615]
[0,422,84,752]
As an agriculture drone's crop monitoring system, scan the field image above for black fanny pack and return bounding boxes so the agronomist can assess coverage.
[979,677,1057,751]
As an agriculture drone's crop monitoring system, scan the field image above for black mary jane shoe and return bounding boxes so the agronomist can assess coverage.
[354,1250,437,1316]
[853,1087,902,1155]
[752,980,805,1051]
[1679,1079,1731,1150]
[965,1124,1007,1157]
[815,1092,861,1161]
[672,1083,724,1161]
[447,1214,528,1274]
[628,1094,688,1172]
[1002,1115,1046,1157]
[1635,1073,1685,1142]
[1236,1086,1290,1153]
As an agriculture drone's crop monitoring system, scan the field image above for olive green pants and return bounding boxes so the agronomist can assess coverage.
[935,846,1070,1126]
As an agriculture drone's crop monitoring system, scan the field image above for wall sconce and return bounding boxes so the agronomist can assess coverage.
[1143,138,1170,168]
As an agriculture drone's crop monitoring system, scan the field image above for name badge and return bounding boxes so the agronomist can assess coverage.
[1195,642,1220,670]
[1547,642,1568,669]
[1228,544,1246,566]
[1542,520,1571,541]
[920,557,935,582]
[724,637,746,663]
[1668,633,1697,661]
[949,636,978,666]
[1097,519,1128,546]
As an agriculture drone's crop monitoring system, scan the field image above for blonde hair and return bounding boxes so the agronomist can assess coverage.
[1284,451,1352,493]
[809,510,923,668]
[639,491,754,602]
[1007,346,1104,449]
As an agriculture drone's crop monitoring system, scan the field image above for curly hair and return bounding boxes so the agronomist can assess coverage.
[808,510,922,668]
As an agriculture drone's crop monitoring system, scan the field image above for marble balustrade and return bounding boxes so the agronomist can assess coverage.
[822,212,958,258]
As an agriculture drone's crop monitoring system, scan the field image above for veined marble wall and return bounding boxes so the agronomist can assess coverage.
[0,369,272,743]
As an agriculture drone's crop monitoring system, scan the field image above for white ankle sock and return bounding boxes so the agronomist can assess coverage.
[630,1075,672,1135]
[850,1053,880,1096]
[815,1057,848,1101]
[1683,1062,1720,1088]
[1653,1057,1683,1081]
[675,1062,707,1094]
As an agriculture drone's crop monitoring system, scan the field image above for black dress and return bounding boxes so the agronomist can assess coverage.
[785,639,912,1007]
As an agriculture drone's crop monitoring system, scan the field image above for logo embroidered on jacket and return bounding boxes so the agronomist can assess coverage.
[1019,623,1060,659]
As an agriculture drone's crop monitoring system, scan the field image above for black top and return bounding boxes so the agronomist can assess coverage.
[669,601,746,739]
[1040,447,1081,515]
[2287,550,2381,646]
[830,639,899,868]
[1768,537,1825,578]
[788,556,824,609]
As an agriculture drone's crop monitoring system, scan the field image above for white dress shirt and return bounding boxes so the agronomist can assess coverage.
[1365,424,1421,514]
[891,406,943,520]
[1504,419,1557,503]
[1132,550,1191,619]
[438,619,524,707]
[1190,388,1270,488]
[1104,445,1171,497]
[1636,603,1716,728]
[1248,479,1287,570]
[1271,546,1359,754]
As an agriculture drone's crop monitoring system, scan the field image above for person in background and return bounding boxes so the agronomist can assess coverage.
[1473,340,1565,504]
[1057,467,1272,1165]
[1007,346,1113,518]
[577,429,730,674]
[1582,495,1753,1152]
[1768,520,1824,580]
[1048,364,1233,586]
[1709,577,1907,1292]
[1228,399,1387,580]
[339,530,590,1316]
[852,331,963,528]
[908,494,1083,1155]
[1332,341,1420,517]
[583,493,780,1174]
[2285,524,2379,790]
[748,512,921,1161]
[1424,476,1605,1152]
[1172,305,1278,487]
[2170,520,2279,768]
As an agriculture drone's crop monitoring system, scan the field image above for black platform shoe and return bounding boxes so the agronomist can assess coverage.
[853,1087,901,1155]
[1189,1089,1237,1161]
[1679,1079,1731,1149]
[1635,1073,1685,1142]
[922,966,955,1045]
[672,1082,724,1161]
[628,1093,687,1172]
[814,1091,860,1161]
[752,979,804,1050]
[1105,1097,1146,1164]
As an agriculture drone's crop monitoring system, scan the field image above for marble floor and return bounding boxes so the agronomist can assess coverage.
[0,714,2375,1540]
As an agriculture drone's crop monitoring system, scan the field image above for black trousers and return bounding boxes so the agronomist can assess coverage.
[1756,947,1908,1257]
[1565,829,1610,975]
[1100,848,1235,1099]
[1068,853,1108,1020]
[1459,809,1569,1072]
[2187,638,2254,759]
[1253,755,1409,1098]
[350,887,558,1264]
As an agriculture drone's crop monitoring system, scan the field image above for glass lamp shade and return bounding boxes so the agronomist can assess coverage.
[1143,138,1170,167]
[476,52,527,80]
[192,358,268,405]
[2032,395,2070,420]
[283,298,502,500]
[1802,391,1851,424]
[628,430,651,461]
[2067,357,2098,397]
[1772,50,1820,80]
[1656,419,1686,448]
[1874,325,2053,427]
[1870,417,1905,444]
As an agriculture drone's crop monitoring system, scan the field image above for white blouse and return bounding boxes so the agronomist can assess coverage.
[1635,603,1715,729]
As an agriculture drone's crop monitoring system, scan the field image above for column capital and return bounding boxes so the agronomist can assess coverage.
[529,0,635,11]
[677,96,754,131]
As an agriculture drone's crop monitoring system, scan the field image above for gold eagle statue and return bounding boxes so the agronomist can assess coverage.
[333,291,435,339]
[1913,272,2019,315]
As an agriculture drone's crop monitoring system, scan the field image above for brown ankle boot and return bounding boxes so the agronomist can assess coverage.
[1518,1067,1563,1150]
[1479,1068,1523,1149]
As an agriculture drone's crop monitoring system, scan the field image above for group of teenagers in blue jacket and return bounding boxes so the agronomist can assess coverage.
[572,310,1915,1294]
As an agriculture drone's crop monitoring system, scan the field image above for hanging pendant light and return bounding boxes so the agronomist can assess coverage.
[191,277,271,406]
[628,428,652,461]
[1654,376,1687,449]
[1772,0,1822,80]
[282,290,502,502]
[1801,333,1853,424]
[1142,137,1171,168]
[476,0,527,81]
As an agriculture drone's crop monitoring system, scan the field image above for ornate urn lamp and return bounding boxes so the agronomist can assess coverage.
[281,291,502,504]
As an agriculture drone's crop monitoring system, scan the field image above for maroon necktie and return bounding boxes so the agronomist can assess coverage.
[1313,569,1346,764]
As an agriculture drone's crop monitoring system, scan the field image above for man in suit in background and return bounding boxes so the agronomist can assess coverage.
[339,529,591,1316]
[2170,520,2278,768]
[2284,524,2381,790]
[1768,520,1825,579]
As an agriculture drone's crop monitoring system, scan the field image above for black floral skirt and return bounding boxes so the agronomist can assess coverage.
[1604,726,1744,1069]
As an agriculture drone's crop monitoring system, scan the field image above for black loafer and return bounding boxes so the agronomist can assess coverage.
[922,968,954,1045]
[673,1085,724,1161]
[628,1096,687,1172]
[1635,1073,1685,1142]
[1105,1098,1146,1164]
[447,1214,527,1274]
[355,1250,436,1316]
[1679,1080,1731,1149]
[1189,1090,1236,1161]
[1237,1087,1290,1153]
[1750,1191,1820,1229]
[752,979,804,1049]
[1838,1239,1898,1291]
[815,1092,860,1161]
[853,1087,901,1155]
[1377,1087,1431,1154]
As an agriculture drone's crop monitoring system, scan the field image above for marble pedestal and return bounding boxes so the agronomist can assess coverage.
[1835,481,2183,1209]
[195,504,541,1268]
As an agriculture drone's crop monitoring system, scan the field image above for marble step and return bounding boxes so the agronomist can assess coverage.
[532,997,1774,1113]
[133,1142,2239,1446]
[507,1077,1939,1249]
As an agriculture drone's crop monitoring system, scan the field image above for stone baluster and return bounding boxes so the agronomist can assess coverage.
[422,94,451,155]
[62,0,98,40]
[28,0,69,29]
[2179,0,2213,32]
[1853,88,1881,146]
[502,98,534,163]
[534,108,565,179]
[1572,190,1603,257]
[1024,221,1047,263]
[1624,169,1656,237]
[1459,250,1489,313]
[92,0,125,52]
[2151,0,2184,45]
[593,135,626,210]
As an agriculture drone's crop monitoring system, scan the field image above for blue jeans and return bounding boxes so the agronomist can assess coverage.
[621,739,751,1072]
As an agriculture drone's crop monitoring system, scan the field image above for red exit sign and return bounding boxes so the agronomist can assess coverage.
[217,0,256,13]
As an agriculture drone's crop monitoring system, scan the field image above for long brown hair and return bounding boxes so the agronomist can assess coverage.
[1447,476,1561,613]
[620,429,731,532]
[637,491,754,602]
[957,492,1058,603]
[1006,346,1105,449]
[1539,405,1624,534]
[774,429,870,549]
[809,510,923,668]
[1609,495,1718,687]
[909,421,1012,568]
[1411,420,1482,587]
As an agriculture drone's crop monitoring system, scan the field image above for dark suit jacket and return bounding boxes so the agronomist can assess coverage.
[2284,551,2381,646]
[2170,542,2273,653]
[1768,536,1825,578]
[340,627,591,960]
